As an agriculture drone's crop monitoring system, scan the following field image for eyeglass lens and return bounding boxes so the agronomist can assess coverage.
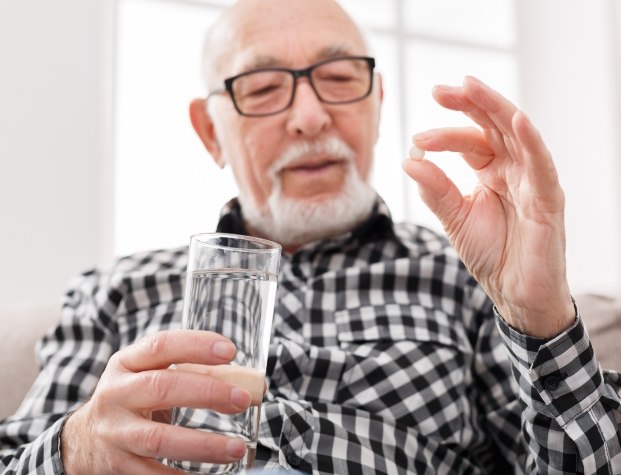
[231,58,372,116]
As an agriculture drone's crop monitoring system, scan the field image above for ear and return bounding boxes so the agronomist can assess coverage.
[189,98,225,168]
[373,73,384,143]
[376,72,384,104]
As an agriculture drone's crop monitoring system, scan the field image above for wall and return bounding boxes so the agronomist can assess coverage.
[516,0,621,295]
[0,0,620,312]
[0,0,113,311]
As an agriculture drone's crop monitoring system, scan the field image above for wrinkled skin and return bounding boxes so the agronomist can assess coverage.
[402,76,574,339]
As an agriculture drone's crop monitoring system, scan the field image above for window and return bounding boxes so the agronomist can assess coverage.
[115,0,516,256]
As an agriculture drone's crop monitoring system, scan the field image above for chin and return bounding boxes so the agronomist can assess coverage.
[290,189,345,204]
[240,173,377,248]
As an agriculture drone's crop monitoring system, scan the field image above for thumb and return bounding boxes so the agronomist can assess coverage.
[401,157,464,230]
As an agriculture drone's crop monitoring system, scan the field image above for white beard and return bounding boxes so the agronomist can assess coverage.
[238,137,377,248]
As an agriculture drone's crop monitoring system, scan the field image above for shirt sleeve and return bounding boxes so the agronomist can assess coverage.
[495,309,621,473]
[0,269,119,474]
[467,299,530,473]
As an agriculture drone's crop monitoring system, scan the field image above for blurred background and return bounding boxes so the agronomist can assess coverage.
[1,0,620,312]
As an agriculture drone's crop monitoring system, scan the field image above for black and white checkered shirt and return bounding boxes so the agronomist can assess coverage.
[1,198,620,474]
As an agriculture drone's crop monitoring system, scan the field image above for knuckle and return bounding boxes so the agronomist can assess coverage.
[110,346,133,372]
[105,351,127,377]
[108,351,121,367]
[88,381,116,416]
[146,370,174,403]
[141,332,167,357]
[142,424,167,457]
[197,375,218,399]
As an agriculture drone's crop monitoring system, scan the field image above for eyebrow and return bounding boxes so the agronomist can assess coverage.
[240,44,358,73]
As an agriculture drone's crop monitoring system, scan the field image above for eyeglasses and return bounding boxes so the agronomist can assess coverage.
[208,56,376,117]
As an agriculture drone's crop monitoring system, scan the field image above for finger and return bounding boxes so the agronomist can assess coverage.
[462,76,520,138]
[431,86,521,162]
[122,368,252,413]
[513,111,563,202]
[402,157,464,231]
[482,127,520,163]
[433,79,522,157]
[120,419,247,464]
[431,85,496,129]
[176,364,265,406]
[413,127,494,170]
[117,330,236,372]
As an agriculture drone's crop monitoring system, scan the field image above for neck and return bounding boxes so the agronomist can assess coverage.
[243,220,301,254]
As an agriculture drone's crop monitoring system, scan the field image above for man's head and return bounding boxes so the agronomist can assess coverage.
[190,0,383,250]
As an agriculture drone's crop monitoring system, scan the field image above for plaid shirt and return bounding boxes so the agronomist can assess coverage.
[1,198,620,474]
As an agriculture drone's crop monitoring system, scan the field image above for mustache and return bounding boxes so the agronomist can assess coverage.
[268,137,356,178]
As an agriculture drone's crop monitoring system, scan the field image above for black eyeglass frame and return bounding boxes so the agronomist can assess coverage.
[208,56,376,117]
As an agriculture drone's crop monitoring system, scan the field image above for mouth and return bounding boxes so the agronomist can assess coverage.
[283,158,346,176]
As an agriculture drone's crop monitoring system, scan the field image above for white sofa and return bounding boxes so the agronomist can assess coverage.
[1,295,620,420]
[0,304,60,419]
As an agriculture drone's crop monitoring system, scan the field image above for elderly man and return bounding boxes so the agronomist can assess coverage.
[2,0,620,473]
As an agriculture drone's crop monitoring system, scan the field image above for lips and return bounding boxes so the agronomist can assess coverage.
[277,154,349,198]
[284,158,345,174]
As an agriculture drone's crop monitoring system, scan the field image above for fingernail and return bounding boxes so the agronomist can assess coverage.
[231,387,251,409]
[517,110,532,124]
[226,438,246,458]
[465,75,482,84]
[213,341,236,359]
[412,132,431,143]
[432,84,452,92]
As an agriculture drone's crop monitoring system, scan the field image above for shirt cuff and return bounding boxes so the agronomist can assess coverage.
[494,308,604,427]
[54,411,76,474]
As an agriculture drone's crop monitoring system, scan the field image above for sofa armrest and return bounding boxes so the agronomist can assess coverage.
[0,304,60,420]
[575,293,621,373]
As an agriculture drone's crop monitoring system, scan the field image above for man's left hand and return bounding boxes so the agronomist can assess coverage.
[402,76,575,338]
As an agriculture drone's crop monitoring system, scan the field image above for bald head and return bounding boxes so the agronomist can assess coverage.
[202,0,369,90]
[189,0,384,249]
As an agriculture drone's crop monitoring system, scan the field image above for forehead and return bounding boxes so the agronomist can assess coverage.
[237,44,363,73]
[212,0,368,78]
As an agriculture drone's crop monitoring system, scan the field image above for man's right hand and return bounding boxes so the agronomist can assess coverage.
[60,330,252,474]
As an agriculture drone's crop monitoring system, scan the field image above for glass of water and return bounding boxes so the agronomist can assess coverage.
[169,233,281,474]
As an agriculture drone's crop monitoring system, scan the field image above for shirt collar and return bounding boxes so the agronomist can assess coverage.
[215,196,396,254]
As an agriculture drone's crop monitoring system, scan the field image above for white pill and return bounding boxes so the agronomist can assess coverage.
[408,145,425,161]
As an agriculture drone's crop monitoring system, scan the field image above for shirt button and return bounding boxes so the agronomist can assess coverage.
[543,374,563,391]
[286,452,302,468]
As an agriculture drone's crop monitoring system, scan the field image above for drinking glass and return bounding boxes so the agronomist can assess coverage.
[168,233,281,474]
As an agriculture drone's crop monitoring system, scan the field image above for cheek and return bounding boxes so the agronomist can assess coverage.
[243,135,273,182]
[232,127,279,203]
[336,114,376,180]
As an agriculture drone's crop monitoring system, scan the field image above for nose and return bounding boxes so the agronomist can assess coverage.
[285,80,332,138]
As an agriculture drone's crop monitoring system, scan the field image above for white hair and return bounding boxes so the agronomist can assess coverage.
[239,137,376,247]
